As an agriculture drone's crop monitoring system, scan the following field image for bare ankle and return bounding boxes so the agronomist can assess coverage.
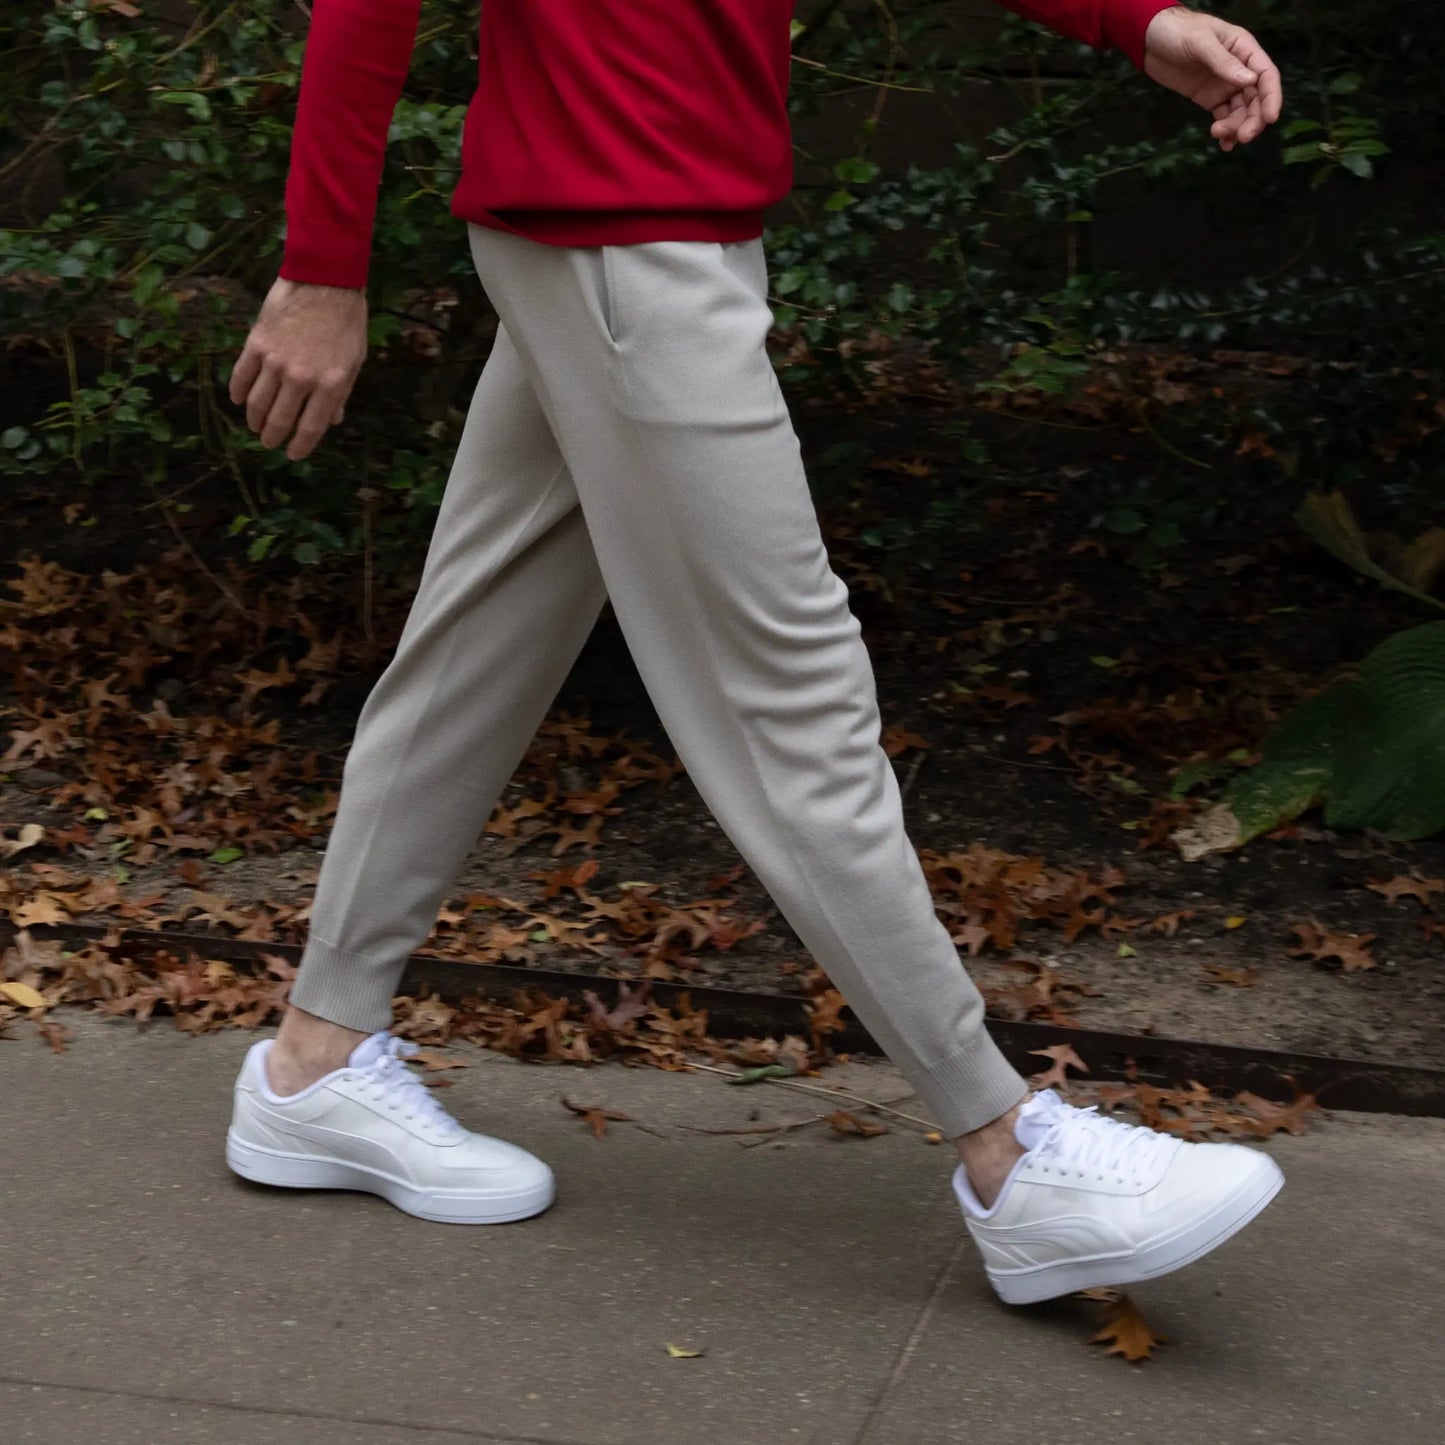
[267,1006,371,1095]
[954,1092,1031,1210]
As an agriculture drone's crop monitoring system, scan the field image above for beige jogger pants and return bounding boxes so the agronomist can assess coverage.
[290,224,1028,1137]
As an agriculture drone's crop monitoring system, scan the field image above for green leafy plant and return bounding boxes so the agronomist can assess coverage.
[0,0,483,564]
[1181,622,1445,850]
[1178,494,1445,852]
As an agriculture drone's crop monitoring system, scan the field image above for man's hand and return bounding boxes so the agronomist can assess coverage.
[1144,7,1283,151]
[229,277,368,461]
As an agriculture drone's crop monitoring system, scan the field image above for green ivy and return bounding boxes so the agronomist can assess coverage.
[1,0,1441,573]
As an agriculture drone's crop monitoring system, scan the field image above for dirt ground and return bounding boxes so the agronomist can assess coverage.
[3,385,1443,1070]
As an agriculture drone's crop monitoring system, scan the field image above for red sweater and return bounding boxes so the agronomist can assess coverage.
[279,0,1179,289]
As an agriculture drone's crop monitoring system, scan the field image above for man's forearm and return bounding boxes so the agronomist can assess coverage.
[280,0,423,290]
[989,0,1180,71]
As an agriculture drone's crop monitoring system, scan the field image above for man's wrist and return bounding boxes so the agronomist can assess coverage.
[1106,0,1182,71]
[275,277,367,297]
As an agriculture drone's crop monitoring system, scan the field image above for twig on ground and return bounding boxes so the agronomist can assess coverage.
[900,750,926,799]
[686,1061,940,1132]
[738,1114,836,1149]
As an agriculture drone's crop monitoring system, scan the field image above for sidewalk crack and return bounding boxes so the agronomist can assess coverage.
[850,1238,968,1445]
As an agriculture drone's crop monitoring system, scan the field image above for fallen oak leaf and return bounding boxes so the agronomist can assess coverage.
[1232,1083,1321,1138]
[1285,921,1377,973]
[36,1018,71,1053]
[1085,1079,1261,1141]
[561,1095,634,1139]
[584,979,652,1031]
[803,986,849,1053]
[9,892,74,927]
[1203,963,1258,987]
[1366,874,1445,908]
[0,980,48,1010]
[175,857,207,886]
[825,1109,888,1138]
[1170,804,1243,862]
[775,1034,812,1076]
[880,724,931,759]
[1029,1042,1089,1091]
[1146,909,1196,937]
[951,922,993,956]
[0,823,44,859]
[1089,1293,1167,1362]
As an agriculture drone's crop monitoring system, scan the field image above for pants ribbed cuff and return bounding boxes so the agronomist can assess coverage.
[288,934,403,1035]
[908,1027,1031,1139]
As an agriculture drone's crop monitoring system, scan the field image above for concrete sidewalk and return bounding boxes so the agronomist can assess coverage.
[2,1014,1440,1444]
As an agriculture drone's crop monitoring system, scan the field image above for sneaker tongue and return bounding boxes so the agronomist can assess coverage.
[347,1031,396,1070]
[1013,1088,1065,1152]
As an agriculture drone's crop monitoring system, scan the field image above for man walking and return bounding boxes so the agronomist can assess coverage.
[227,1,1285,1305]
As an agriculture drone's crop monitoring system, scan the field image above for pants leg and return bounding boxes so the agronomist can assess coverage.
[467,225,1027,1137]
[289,323,608,1031]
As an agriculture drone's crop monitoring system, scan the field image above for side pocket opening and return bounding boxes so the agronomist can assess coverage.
[598,245,625,351]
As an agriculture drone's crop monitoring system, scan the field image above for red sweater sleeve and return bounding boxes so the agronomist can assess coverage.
[989,0,1179,71]
[278,0,422,289]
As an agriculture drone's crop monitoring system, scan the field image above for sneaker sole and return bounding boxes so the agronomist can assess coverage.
[225,1130,555,1224]
[985,1154,1284,1305]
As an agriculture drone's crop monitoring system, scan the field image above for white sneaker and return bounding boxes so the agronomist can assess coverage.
[954,1089,1283,1304]
[226,1031,555,1224]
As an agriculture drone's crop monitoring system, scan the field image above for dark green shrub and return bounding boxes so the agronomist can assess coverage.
[2,1,1440,570]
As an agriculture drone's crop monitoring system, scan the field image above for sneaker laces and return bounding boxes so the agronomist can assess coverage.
[355,1035,466,1139]
[1026,1089,1176,1185]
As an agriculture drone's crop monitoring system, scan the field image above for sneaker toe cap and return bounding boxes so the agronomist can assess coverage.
[440,1133,554,1191]
[1152,1140,1281,1216]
